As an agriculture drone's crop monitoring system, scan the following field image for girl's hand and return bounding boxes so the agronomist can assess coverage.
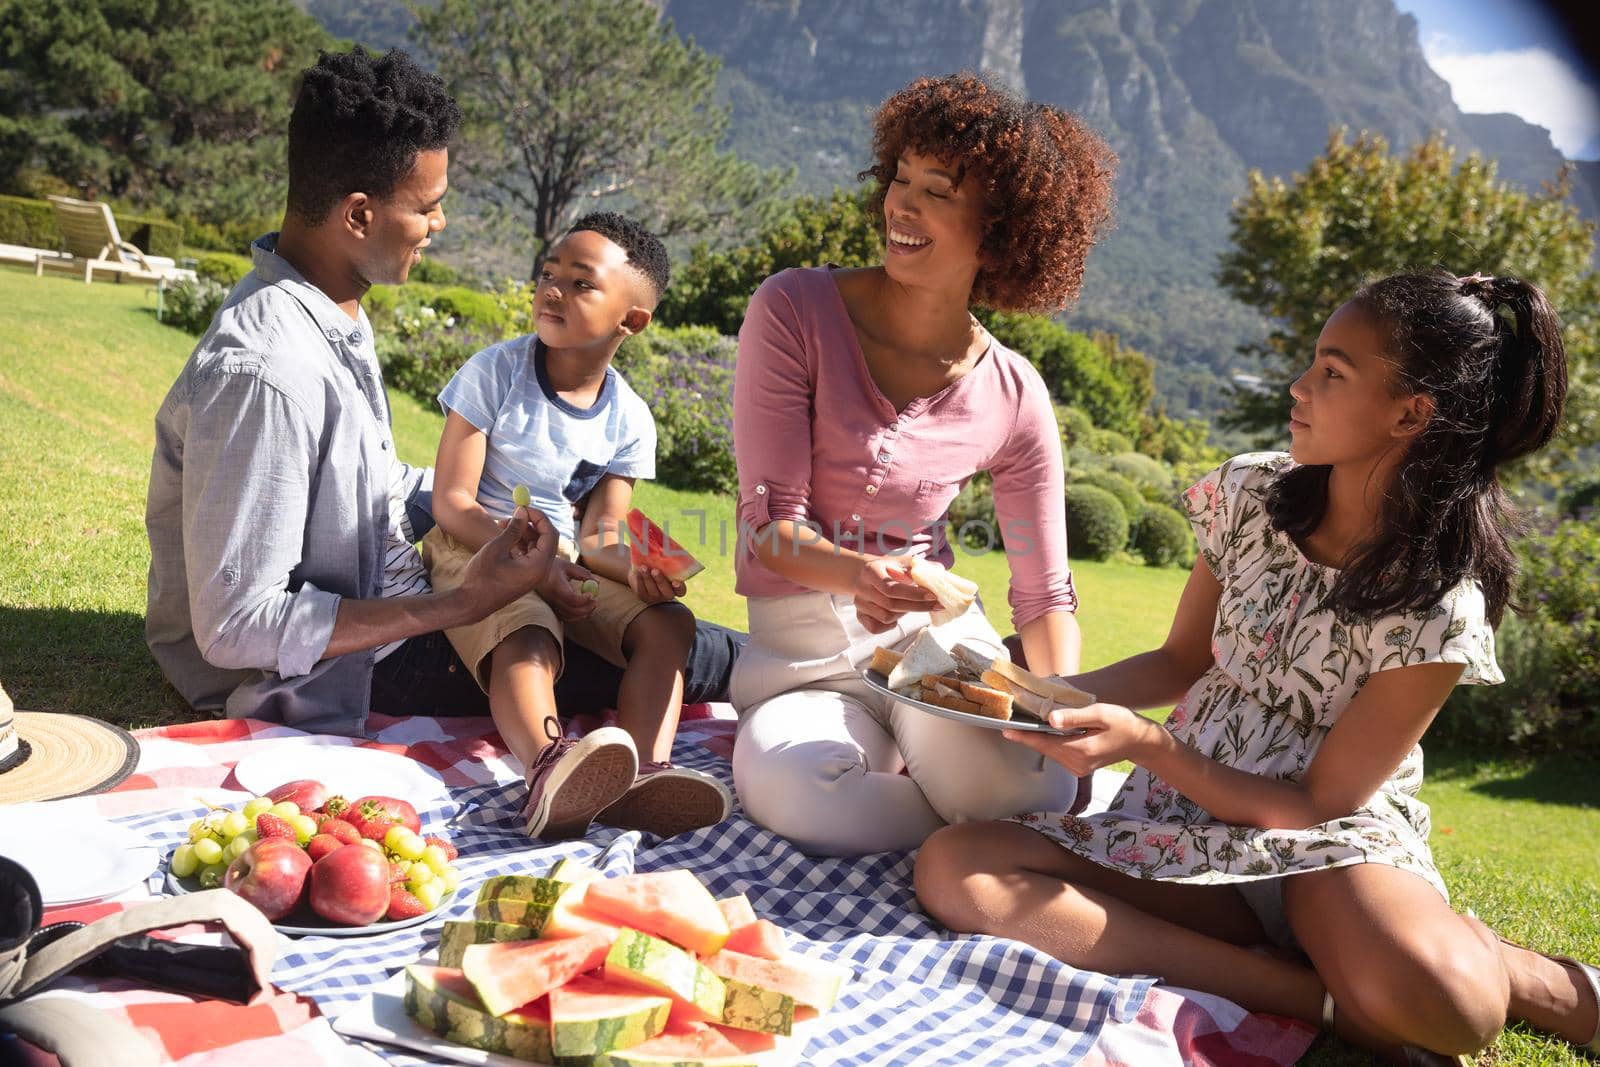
[629,566,686,605]
[853,556,940,633]
[1002,702,1163,776]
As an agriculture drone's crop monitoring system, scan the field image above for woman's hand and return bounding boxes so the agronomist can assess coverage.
[629,566,686,605]
[852,556,940,633]
[1002,702,1164,776]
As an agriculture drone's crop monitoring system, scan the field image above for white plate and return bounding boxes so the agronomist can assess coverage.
[232,745,450,803]
[862,669,1090,737]
[333,968,813,1066]
[165,868,458,938]
[0,806,159,905]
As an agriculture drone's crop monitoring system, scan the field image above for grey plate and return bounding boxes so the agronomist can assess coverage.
[861,669,1090,737]
[165,866,457,937]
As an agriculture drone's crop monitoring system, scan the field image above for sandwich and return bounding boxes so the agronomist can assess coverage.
[950,641,1096,720]
[885,627,959,690]
[908,557,979,625]
[919,674,1014,720]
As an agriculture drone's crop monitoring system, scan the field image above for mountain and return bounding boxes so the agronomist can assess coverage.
[302,0,1600,419]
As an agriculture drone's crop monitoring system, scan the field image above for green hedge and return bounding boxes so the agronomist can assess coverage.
[1066,484,1129,561]
[0,194,182,258]
[196,252,253,287]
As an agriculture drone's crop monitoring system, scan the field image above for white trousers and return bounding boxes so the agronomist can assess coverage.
[729,592,1080,857]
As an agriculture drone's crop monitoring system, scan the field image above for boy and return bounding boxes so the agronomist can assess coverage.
[424,212,731,840]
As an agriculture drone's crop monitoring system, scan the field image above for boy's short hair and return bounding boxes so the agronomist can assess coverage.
[567,212,671,304]
[287,47,461,224]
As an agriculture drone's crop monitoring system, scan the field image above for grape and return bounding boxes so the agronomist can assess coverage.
[512,484,531,508]
[414,881,445,912]
[170,844,199,879]
[580,579,599,596]
[226,836,253,861]
[187,818,209,843]
[420,844,450,877]
[386,826,425,862]
[406,864,434,892]
[438,866,461,893]
[242,796,273,819]
[269,801,300,820]
[221,811,250,839]
[192,837,224,866]
[197,863,227,889]
[291,814,319,843]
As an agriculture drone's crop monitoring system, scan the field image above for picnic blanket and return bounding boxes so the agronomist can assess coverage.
[29,709,1317,1066]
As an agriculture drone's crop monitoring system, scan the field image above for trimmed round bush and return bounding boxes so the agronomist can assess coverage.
[1088,428,1134,455]
[1132,505,1193,568]
[1073,470,1143,528]
[946,474,997,552]
[1107,450,1173,492]
[195,252,252,287]
[428,286,509,334]
[1056,404,1094,447]
[1562,479,1600,519]
[1066,446,1104,474]
[1066,484,1128,561]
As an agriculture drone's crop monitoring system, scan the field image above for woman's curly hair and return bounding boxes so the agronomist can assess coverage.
[860,72,1117,313]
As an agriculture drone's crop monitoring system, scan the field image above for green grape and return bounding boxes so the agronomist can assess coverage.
[197,862,227,889]
[192,837,224,866]
[386,826,425,862]
[242,796,273,819]
[291,814,319,843]
[420,844,450,877]
[225,836,253,861]
[238,828,259,845]
[187,819,209,844]
[405,863,434,891]
[170,843,199,879]
[580,579,600,596]
[414,880,445,912]
[269,801,299,820]
[438,866,461,893]
[512,484,531,508]
[221,811,250,839]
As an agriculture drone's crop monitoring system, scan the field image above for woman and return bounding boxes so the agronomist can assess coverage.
[729,73,1117,856]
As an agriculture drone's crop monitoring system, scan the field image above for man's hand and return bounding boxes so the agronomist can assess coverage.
[628,566,686,606]
[852,556,940,633]
[541,559,600,622]
[457,506,559,618]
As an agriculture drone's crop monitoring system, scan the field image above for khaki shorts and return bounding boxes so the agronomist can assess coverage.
[421,527,651,692]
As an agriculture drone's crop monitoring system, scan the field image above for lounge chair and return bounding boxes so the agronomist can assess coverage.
[34,196,192,285]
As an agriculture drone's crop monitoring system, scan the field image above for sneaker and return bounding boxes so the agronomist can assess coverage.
[597,761,733,838]
[522,725,638,840]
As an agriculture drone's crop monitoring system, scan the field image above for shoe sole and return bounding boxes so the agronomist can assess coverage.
[525,733,638,840]
[599,769,733,838]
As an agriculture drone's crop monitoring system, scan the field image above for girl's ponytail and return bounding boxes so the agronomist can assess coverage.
[1464,276,1567,465]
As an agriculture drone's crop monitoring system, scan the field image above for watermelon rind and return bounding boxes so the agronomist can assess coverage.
[549,980,672,1057]
[605,928,726,1022]
[403,965,554,1063]
[438,920,536,968]
[719,977,794,1036]
[701,950,849,1012]
[476,895,558,930]
[579,1022,781,1067]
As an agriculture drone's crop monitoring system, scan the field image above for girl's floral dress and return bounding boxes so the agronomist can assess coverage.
[1014,452,1500,902]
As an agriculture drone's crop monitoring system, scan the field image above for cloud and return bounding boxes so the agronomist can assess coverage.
[1423,38,1600,159]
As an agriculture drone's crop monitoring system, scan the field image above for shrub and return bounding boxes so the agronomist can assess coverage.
[1436,516,1600,752]
[1056,404,1095,447]
[196,252,252,287]
[1066,483,1128,561]
[946,473,998,552]
[0,195,57,249]
[164,277,229,335]
[1561,478,1600,519]
[1132,505,1194,568]
[409,256,463,285]
[1106,450,1173,492]
[179,214,277,255]
[623,331,738,493]
[376,307,494,406]
[118,212,182,258]
[1087,428,1134,455]
[427,286,509,335]
[1072,469,1143,527]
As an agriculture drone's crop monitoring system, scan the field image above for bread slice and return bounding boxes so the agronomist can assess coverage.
[921,679,1011,720]
[885,628,958,689]
[868,645,904,677]
[951,642,1096,709]
[909,557,980,625]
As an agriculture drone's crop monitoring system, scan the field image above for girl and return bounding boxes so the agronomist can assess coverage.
[914,270,1597,1063]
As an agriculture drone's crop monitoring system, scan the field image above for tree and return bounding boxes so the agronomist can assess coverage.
[1218,130,1599,462]
[0,0,332,234]
[411,0,783,277]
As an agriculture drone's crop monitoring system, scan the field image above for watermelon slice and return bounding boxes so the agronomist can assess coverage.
[625,508,705,581]
[580,870,730,957]
[549,975,672,1057]
[462,929,616,1016]
[724,919,787,961]
[701,949,850,1012]
[403,965,553,1063]
[586,1021,779,1066]
[716,894,758,930]
[719,977,794,1036]
[604,928,726,1024]
[438,920,537,968]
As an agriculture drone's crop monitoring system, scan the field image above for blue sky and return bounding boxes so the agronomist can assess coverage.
[1393,0,1600,158]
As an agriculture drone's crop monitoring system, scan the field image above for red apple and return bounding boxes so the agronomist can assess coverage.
[309,841,391,925]
[224,838,312,921]
[266,778,329,813]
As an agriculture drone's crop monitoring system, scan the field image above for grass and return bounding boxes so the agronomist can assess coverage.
[1,267,1594,1064]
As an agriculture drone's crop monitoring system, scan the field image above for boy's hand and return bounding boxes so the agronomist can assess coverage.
[459,506,559,616]
[541,559,598,622]
[628,566,685,605]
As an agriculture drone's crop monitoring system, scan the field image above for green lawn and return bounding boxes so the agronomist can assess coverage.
[0,268,1593,1064]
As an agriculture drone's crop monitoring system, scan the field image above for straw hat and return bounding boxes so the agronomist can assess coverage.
[0,683,140,804]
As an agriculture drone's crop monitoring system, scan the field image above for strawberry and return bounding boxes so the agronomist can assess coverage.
[348,799,402,841]
[386,887,427,921]
[307,833,344,862]
[321,795,350,818]
[424,836,457,861]
[389,861,409,885]
[256,812,297,840]
[317,817,361,846]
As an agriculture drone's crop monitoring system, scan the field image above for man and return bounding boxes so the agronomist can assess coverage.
[146,47,741,737]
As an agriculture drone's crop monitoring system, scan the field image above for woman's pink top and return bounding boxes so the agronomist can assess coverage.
[732,267,1077,628]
